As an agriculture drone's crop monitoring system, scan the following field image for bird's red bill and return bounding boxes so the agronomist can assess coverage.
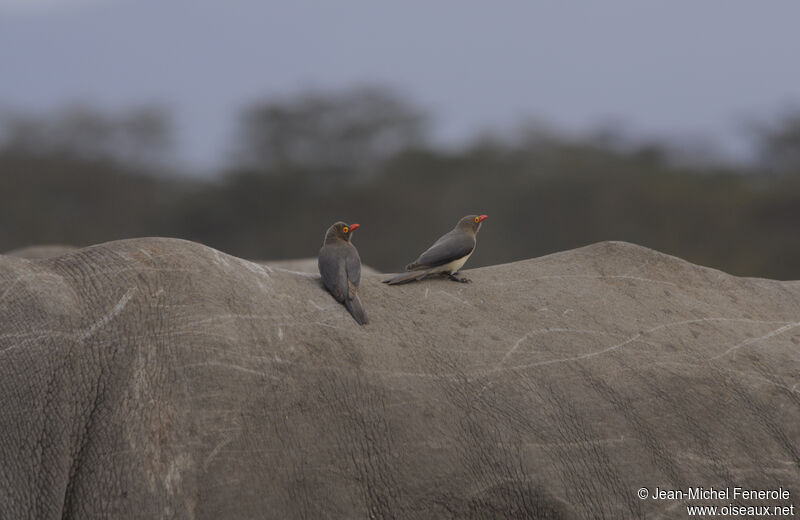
[350,223,360,231]
[478,215,488,222]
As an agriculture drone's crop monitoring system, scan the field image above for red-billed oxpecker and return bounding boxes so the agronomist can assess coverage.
[318,222,368,325]
[384,214,487,285]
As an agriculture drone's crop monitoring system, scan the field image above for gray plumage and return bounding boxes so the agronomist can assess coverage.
[384,214,487,285]
[318,221,368,325]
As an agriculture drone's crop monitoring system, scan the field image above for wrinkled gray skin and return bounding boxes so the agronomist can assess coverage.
[1,238,799,519]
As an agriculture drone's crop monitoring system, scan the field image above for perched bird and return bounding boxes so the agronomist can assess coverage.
[383,214,487,285]
[318,221,368,325]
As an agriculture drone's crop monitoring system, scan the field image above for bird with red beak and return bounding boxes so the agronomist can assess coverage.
[318,222,368,325]
[384,214,488,285]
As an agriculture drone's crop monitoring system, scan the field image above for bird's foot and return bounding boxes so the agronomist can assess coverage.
[448,273,471,283]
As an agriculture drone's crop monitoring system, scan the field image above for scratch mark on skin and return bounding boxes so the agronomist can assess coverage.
[78,288,136,340]
[136,248,153,259]
[477,328,622,394]
[211,248,230,267]
[492,274,678,287]
[621,258,651,277]
[237,258,272,278]
[493,317,797,373]
[276,320,368,334]
[538,274,679,286]
[204,435,236,470]
[308,300,325,311]
[0,273,63,303]
[277,327,284,341]
[493,328,617,369]
[181,314,277,328]
[95,267,202,278]
[526,435,625,448]
[0,330,67,341]
[182,361,275,376]
[365,369,461,380]
[0,331,72,355]
[424,288,429,299]
[169,330,245,343]
[435,290,469,305]
[496,333,537,370]
[309,321,360,332]
[710,322,800,360]
[270,267,319,279]
[175,315,362,337]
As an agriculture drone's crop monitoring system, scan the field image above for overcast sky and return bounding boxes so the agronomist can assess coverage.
[2,0,799,171]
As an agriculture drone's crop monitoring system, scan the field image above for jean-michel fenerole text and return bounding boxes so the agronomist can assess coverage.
[650,487,790,501]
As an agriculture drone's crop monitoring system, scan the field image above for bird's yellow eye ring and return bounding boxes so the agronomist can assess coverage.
[474,216,480,223]
[343,226,349,233]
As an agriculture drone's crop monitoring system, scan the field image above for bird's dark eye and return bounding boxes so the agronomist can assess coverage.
[343,226,349,233]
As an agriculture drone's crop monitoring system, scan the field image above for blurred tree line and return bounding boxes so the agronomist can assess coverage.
[1,86,799,279]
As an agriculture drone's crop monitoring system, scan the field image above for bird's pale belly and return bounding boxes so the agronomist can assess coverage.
[432,251,472,275]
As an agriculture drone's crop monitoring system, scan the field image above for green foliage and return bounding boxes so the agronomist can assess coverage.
[0,105,172,167]
[231,86,427,177]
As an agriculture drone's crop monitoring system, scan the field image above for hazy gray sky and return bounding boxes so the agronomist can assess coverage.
[2,0,799,170]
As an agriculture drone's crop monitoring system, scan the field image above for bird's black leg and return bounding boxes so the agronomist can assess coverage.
[448,272,471,283]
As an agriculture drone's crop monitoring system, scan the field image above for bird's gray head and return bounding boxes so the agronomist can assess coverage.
[324,221,360,243]
[456,214,488,234]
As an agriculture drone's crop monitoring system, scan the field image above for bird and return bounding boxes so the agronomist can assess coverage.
[383,214,487,285]
[318,221,368,325]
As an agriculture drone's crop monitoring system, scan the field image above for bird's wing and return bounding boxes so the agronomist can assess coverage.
[383,269,432,285]
[318,244,348,302]
[345,283,368,324]
[411,231,475,269]
[344,243,362,287]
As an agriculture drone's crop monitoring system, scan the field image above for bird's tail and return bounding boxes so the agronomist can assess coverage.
[382,270,430,285]
[345,294,369,325]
